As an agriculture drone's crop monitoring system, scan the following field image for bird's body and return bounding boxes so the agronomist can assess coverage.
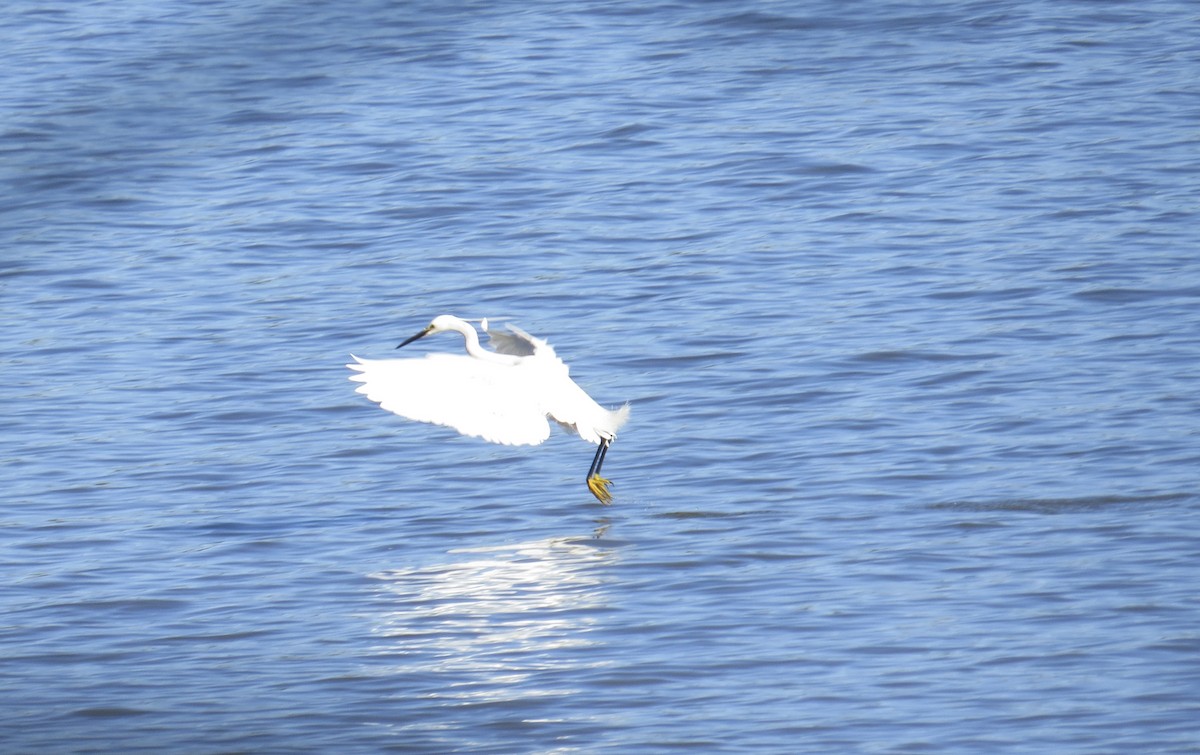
[347,315,629,503]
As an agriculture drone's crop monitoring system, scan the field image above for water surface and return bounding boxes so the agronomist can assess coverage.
[3,1,1199,752]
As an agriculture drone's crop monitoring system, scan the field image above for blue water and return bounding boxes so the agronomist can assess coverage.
[3,1,1199,751]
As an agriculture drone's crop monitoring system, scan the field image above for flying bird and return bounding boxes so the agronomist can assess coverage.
[347,314,630,503]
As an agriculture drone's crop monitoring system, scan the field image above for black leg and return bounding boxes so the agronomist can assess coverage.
[586,438,614,504]
[587,437,610,481]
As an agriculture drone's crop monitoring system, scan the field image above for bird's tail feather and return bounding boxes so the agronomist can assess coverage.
[608,403,631,435]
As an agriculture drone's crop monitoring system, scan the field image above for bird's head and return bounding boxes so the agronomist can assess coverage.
[397,314,468,349]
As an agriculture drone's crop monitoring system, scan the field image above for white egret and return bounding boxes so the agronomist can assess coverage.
[347,315,630,503]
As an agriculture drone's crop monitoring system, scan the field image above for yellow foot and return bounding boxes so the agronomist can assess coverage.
[587,475,613,505]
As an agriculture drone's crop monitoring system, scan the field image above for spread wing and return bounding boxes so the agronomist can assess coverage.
[485,322,557,359]
[347,354,552,446]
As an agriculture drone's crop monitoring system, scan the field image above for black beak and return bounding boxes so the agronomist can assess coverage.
[397,325,433,349]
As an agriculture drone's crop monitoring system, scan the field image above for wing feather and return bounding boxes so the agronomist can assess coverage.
[485,322,558,359]
[347,354,551,446]
[543,374,630,444]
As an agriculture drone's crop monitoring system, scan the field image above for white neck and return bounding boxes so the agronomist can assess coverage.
[447,318,520,365]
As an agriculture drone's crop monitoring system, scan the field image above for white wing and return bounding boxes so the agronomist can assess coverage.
[478,325,629,445]
[347,354,552,446]
[543,374,630,444]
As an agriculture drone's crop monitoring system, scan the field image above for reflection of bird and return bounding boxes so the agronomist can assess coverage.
[347,314,630,503]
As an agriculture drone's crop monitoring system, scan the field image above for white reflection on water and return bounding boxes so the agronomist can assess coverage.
[368,535,616,707]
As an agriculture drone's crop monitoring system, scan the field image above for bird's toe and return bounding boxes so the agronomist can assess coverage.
[587,475,613,505]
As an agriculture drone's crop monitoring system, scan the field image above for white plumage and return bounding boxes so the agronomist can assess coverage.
[347,314,629,503]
